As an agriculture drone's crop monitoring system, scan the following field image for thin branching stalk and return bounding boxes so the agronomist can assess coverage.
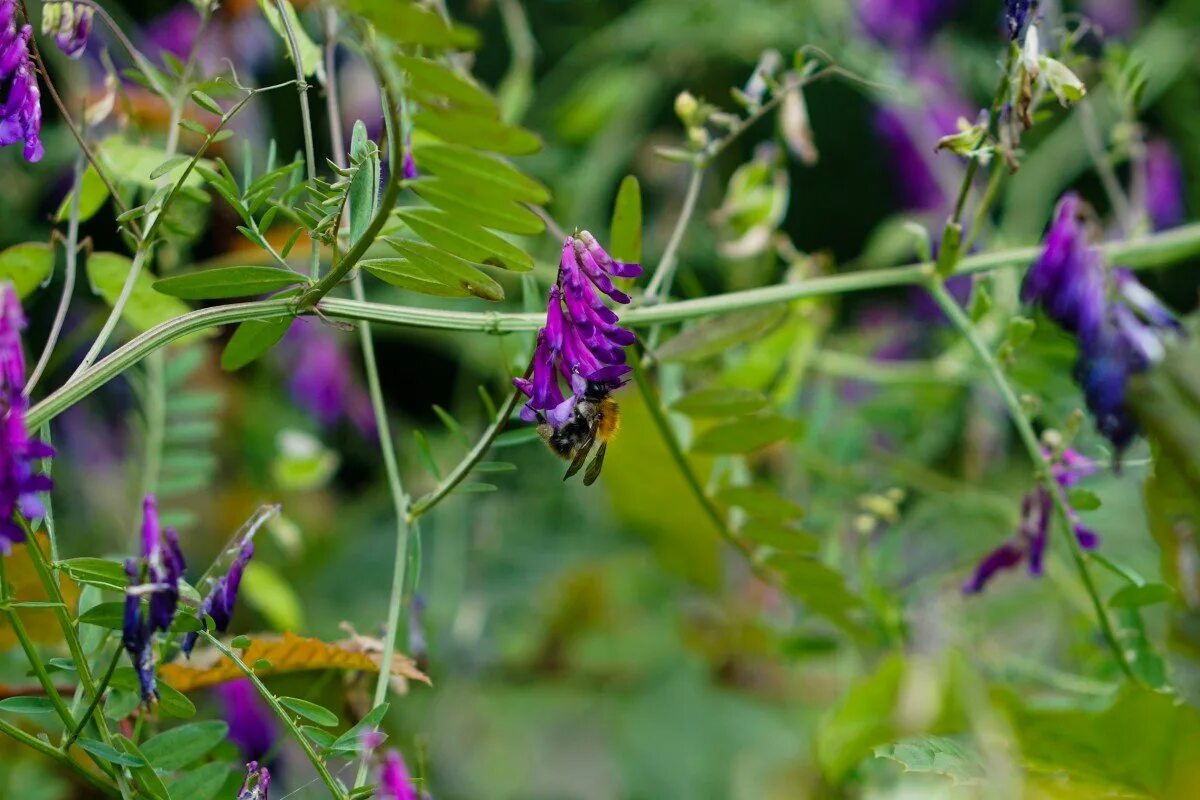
[275,0,322,279]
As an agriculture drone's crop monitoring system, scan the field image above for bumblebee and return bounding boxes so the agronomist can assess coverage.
[537,380,621,486]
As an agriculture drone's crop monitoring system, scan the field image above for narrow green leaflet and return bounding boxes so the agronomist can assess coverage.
[671,387,768,418]
[279,696,340,727]
[98,136,211,189]
[610,175,643,264]
[221,317,293,370]
[0,242,53,298]
[154,266,307,299]
[349,121,380,246]
[714,486,805,520]
[327,702,390,754]
[343,0,479,50]
[414,107,542,155]
[140,721,229,770]
[397,206,534,270]
[362,258,473,298]
[87,252,195,335]
[411,143,550,204]
[691,414,801,454]
[385,239,504,301]
[166,763,230,800]
[257,0,323,78]
[1109,582,1175,609]
[76,602,126,629]
[395,55,497,114]
[739,520,819,553]
[0,696,57,715]
[110,668,197,718]
[873,736,985,785]
[56,165,111,222]
[75,737,145,767]
[409,178,545,236]
[59,557,129,592]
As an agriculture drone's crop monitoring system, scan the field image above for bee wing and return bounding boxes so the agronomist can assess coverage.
[582,442,607,486]
[562,429,596,482]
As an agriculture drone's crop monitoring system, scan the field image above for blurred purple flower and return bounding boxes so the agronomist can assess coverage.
[219,679,278,763]
[283,319,376,436]
[182,537,253,654]
[238,761,271,800]
[964,449,1100,593]
[1021,193,1107,344]
[857,0,954,48]
[0,0,44,162]
[1,285,53,553]
[379,750,419,800]
[514,232,641,427]
[1006,0,1033,40]
[1144,139,1186,232]
[42,1,93,59]
[1084,0,1138,37]
[122,494,186,702]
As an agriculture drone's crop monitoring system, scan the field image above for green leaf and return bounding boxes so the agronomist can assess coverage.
[149,155,192,181]
[457,483,497,493]
[230,635,252,649]
[241,561,305,632]
[475,461,517,473]
[714,486,805,521]
[609,175,643,264]
[76,602,126,630]
[397,206,534,270]
[349,121,380,247]
[691,415,801,454]
[87,252,194,335]
[0,696,57,715]
[302,725,339,748]
[384,240,504,301]
[361,258,472,298]
[117,735,172,800]
[409,178,545,236]
[1068,488,1102,512]
[257,0,323,78]
[0,242,53,298]
[76,737,145,767]
[170,614,203,634]
[412,143,550,204]
[279,696,340,727]
[873,735,985,785]
[59,557,128,592]
[166,763,231,800]
[739,520,819,553]
[109,669,196,718]
[189,90,222,115]
[414,107,541,155]
[140,721,229,770]
[1109,582,1176,609]
[494,428,540,448]
[98,136,211,189]
[154,266,306,299]
[343,0,479,50]
[221,317,293,370]
[657,308,788,362]
[670,387,768,419]
[327,702,390,754]
[56,165,111,222]
[395,55,497,113]
[770,554,864,636]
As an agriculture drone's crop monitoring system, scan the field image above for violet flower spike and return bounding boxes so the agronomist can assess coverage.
[42,1,93,59]
[0,1,44,162]
[238,762,271,800]
[1143,140,1186,232]
[379,750,419,800]
[182,538,254,654]
[219,679,278,764]
[1006,0,1033,40]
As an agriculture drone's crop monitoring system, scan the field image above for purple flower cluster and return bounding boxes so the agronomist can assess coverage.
[219,679,278,763]
[1022,193,1183,456]
[1,285,52,554]
[122,495,187,702]
[380,750,419,800]
[0,0,43,162]
[514,232,641,427]
[857,0,954,48]
[41,1,92,59]
[964,449,1100,593]
[238,762,271,800]
[182,535,254,654]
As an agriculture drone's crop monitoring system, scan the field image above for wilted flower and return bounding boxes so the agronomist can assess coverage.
[513,232,641,426]
[1,285,53,554]
[238,761,271,800]
[857,0,954,48]
[182,536,254,654]
[379,750,419,800]
[1023,194,1184,457]
[1144,139,1186,232]
[1,0,44,162]
[218,679,278,763]
[963,449,1100,593]
[41,1,93,59]
[1006,0,1033,40]
[122,494,187,702]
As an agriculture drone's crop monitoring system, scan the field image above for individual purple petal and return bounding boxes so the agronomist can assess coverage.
[219,679,278,763]
[1073,524,1101,550]
[1025,487,1053,576]
[379,750,419,800]
[1144,139,1185,231]
[962,540,1025,594]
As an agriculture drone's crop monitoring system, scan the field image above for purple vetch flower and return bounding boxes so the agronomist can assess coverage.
[1144,139,1186,232]
[857,0,954,48]
[238,762,271,800]
[0,0,44,162]
[283,319,376,435]
[379,750,419,800]
[121,494,187,702]
[1021,194,1107,345]
[1,285,53,554]
[513,232,642,426]
[218,679,278,763]
[182,536,254,654]
[1006,0,1033,40]
[964,449,1100,593]
[41,1,93,59]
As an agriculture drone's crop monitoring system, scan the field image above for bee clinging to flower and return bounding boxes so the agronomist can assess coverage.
[514,232,642,485]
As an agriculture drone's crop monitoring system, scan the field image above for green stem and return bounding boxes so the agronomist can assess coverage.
[25,222,1200,431]
[925,278,1138,683]
[63,646,123,749]
[200,632,347,800]
[642,164,704,301]
[949,44,1018,227]
[275,0,322,280]
[138,350,166,498]
[0,716,118,798]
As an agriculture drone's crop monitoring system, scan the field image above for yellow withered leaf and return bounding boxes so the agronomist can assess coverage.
[0,534,79,650]
[159,631,430,693]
